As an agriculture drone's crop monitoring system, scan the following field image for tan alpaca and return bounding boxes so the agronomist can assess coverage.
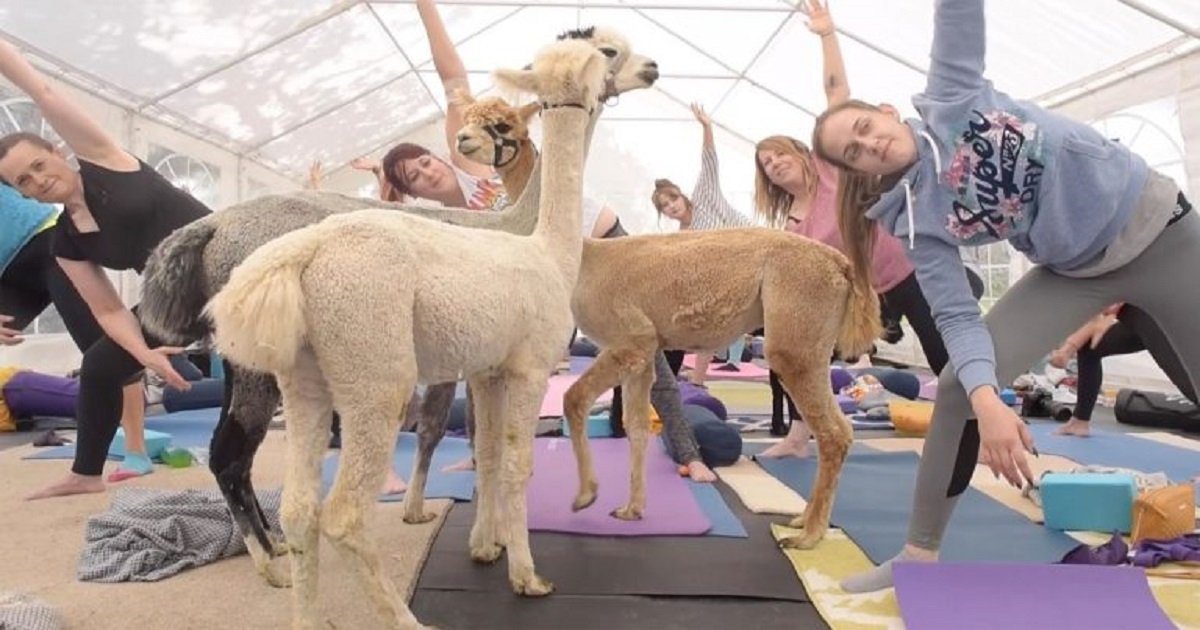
[446,95,881,547]
[206,39,609,630]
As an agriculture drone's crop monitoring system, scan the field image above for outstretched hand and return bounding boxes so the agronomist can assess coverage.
[350,157,381,172]
[140,346,191,392]
[690,102,712,127]
[975,395,1036,489]
[798,0,835,37]
[0,314,23,346]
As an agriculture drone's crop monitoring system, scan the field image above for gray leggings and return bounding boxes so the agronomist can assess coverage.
[910,209,1200,552]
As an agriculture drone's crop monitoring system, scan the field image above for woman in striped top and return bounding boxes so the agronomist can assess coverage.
[652,103,757,385]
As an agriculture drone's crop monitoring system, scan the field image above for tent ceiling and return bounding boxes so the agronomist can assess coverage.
[1,0,1196,180]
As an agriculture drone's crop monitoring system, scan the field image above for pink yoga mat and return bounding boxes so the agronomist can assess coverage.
[894,563,1175,630]
[681,354,770,382]
[526,437,711,536]
[540,374,611,418]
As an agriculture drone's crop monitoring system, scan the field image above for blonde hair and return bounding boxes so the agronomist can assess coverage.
[753,135,819,228]
[651,178,690,215]
[812,99,900,299]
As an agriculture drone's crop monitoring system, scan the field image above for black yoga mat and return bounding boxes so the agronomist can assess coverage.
[414,482,808,602]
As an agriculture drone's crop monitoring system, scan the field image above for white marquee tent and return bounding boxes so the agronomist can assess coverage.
[0,0,1197,387]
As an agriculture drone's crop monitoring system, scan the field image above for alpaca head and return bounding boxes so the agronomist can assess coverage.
[558,26,658,98]
[453,91,541,169]
[494,39,609,110]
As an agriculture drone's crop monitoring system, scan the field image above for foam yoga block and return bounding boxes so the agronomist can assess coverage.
[1041,473,1137,533]
[829,367,854,394]
[109,428,171,459]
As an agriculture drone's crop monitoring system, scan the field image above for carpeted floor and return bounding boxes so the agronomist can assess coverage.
[1,430,451,629]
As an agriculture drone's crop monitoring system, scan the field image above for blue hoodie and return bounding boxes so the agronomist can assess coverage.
[866,0,1148,396]
[0,184,58,276]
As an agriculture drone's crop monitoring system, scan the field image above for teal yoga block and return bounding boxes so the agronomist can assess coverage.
[1041,472,1137,533]
[561,414,613,438]
[108,428,171,460]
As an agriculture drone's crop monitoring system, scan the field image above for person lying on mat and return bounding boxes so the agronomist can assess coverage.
[814,0,1197,593]
[0,41,209,500]
[753,0,972,460]
[651,102,758,386]
[1048,303,1195,438]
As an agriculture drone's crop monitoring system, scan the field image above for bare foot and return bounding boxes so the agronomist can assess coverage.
[756,438,810,459]
[1054,418,1091,437]
[687,461,717,483]
[381,468,408,495]
[442,457,475,472]
[25,473,105,500]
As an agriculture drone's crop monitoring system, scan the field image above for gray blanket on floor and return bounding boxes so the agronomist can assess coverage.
[77,487,282,583]
[0,592,62,630]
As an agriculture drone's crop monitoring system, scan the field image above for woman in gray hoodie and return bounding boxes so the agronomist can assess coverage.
[810,0,1195,592]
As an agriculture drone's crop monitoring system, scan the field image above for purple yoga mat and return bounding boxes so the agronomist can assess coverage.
[526,437,711,536]
[894,563,1175,630]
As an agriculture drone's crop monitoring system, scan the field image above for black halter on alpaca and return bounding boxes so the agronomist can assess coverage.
[484,124,521,168]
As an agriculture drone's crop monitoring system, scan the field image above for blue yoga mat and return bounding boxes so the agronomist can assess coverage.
[752,444,1080,565]
[23,407,221,461]
[687,480,748,538]
[1027,422,1200,484]
[322,432,475,502]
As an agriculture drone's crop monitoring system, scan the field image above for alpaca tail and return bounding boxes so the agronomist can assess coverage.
[835,258,882,359]
[203,226,325,374]
[140,220,217,345]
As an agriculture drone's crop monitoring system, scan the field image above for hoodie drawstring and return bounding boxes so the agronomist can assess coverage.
[900,130,945,250]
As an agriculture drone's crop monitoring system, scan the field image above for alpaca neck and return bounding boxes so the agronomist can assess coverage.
[489,103,604,235]
[533,105,588,279]
[497,139,538,200]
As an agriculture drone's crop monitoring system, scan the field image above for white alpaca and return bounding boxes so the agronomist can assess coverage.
[206,39,608,630]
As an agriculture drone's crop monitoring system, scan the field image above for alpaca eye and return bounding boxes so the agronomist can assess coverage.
[599,47,618,58]
[494,122,513,134]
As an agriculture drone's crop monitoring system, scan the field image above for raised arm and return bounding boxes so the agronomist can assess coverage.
[0,40,133,169]
[415,0,492,178]
[925,0,987,99]
[800,0,850,107]
[691,102,714,152]
[57,258,188,389]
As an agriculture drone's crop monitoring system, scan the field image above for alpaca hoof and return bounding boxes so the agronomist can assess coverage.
[403,510,437,525]
[786,514,807,529]
[610,505,643,521]
[571,480,598,512]
[470,542,505,564]
[571,492,597,512]
[511,573,555,597]
[778,530,824,550]
[262,561,293,589]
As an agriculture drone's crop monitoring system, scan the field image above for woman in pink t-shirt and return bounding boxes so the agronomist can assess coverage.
[752,0,975,459]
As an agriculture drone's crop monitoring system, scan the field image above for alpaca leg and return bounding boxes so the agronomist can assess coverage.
[563,348,628,512]
[403,382,456,524]
[612,358,655,521]
[499,369,554,597]
[322,385,428,629]
[209,364,291,587]
[467,374,505,564]
[773,358,852,549]
[275,357,335,630]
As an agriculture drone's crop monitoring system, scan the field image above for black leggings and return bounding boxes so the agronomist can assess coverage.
[0,230,103,352]
[71,311,155,476]
[1073,304,1196,421]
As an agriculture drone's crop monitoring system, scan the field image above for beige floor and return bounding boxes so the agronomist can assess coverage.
[1,432,451,630]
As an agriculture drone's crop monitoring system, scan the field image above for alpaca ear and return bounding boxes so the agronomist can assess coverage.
[518,101,542,121]
[448,88,475,107]
[493,67,538,95]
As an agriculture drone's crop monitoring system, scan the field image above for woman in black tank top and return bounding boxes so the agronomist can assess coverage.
[0,40,210,500]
